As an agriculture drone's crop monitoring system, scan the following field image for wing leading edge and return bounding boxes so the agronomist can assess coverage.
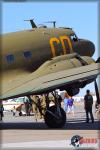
[0,63,100,100]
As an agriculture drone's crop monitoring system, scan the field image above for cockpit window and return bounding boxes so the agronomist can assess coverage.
[70,34,78,42]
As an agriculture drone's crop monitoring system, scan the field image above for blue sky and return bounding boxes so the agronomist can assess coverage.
[2,1,99,96]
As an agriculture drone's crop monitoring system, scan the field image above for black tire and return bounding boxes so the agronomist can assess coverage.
[44,106,66,128]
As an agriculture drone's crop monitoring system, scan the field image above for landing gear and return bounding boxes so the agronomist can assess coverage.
[30,91,66,128]
[44,105,66,128]
[94,79,100,119]
[44,91,66,128]
[94,79,100,105]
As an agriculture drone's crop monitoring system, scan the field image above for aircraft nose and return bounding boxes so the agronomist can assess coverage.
[85,40,95,56]
[75,39,95,57]
[73,39,95,57]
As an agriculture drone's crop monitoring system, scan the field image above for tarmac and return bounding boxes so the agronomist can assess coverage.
[0,101,100,149]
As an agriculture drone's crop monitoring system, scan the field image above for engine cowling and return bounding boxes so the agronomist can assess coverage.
[33,53,95,79]
[59,77,96,96]
[66,88,80,96]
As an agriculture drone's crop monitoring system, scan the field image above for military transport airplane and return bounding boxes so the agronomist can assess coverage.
[0,20,100,128]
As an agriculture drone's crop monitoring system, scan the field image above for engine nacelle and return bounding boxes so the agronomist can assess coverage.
[34,53,95,78]
[59,77,96,96]
[66,88,80,96]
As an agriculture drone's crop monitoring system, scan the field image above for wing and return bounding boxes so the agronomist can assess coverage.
[1,63,100,100]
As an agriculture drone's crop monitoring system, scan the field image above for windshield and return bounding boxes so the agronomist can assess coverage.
[70,34,78,42]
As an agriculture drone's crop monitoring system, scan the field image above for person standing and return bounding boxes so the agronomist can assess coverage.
[24,97,30,116]
[12,106,16,116]
[67,97,75,117]
[55,91,63,107]
[0,102,4,121]
[63,92,70,113]
[84,90,94,123]
[30,95,42,120]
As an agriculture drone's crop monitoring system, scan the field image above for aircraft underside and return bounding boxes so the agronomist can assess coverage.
[1,53,100,128]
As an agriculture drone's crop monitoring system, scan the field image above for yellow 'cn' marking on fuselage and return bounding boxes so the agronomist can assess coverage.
[59,36,73,54]
[50,37,60,57]
[50,35,73,57]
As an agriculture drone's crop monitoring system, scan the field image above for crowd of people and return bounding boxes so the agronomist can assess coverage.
[0,90,98,123]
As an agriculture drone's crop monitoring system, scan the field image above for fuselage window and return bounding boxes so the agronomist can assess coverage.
[23,51,32,59]
[70,34,78,42]
[6,54,14,63]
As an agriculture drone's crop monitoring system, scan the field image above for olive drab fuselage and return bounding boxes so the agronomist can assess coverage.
[1,27,95,84]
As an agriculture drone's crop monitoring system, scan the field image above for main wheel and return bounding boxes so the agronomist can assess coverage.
[44,105,66,128]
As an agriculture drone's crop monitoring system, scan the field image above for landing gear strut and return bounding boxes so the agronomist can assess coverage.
[44,91,66,128]
[94,79,100,105]
[94,79,100,119]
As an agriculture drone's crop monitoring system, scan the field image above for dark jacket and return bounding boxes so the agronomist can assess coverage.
[84,94,93,109]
